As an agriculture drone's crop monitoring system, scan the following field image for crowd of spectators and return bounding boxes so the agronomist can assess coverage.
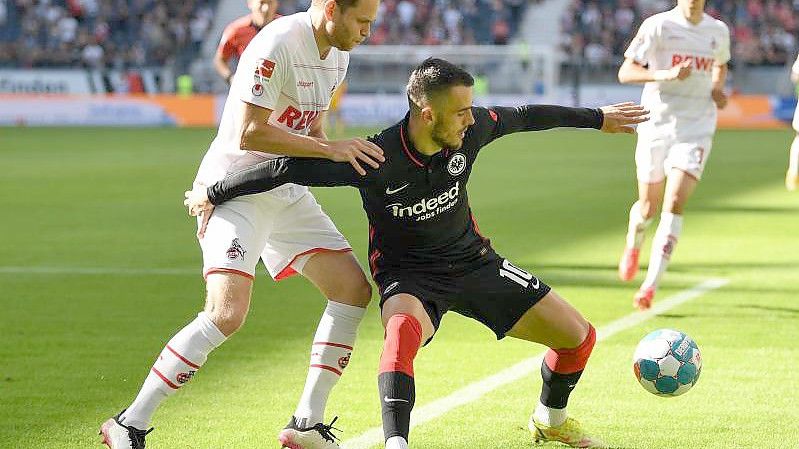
[0,0,215,69]
[561,0,798,69]
[0,0,531,70]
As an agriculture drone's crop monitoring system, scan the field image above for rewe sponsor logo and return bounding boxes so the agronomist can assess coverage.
[277,105,320,132]
[386,182,459,221]
[671,54,714,72]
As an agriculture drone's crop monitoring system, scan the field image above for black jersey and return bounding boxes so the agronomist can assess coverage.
[208,105,603,276]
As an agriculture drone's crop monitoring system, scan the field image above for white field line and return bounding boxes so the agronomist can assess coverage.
[341,278,730,449]
[0,266,197,276]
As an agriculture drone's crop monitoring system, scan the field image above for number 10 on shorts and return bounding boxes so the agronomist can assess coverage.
[499,259,539,289]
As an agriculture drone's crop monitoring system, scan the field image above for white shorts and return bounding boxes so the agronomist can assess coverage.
[635,132,713,183]
[199,185,351,280]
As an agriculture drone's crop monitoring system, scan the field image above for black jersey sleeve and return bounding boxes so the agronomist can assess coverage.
[207,157,373,205]
[471,105,604,148]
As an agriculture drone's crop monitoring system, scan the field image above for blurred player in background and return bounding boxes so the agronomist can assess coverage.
[100,1,381,449]
[617,0,730,310]
[327,80,347,136]
[786,53,799,191]
[214,0,281,85]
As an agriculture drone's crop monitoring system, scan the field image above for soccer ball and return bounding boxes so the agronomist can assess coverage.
[633,329,702,397]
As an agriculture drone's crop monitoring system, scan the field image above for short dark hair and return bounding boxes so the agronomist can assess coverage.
[406,58,474,113]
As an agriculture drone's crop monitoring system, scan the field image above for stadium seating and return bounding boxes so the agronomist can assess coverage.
[0,0,216,69]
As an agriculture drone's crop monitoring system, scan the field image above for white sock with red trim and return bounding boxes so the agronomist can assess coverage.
[120,312,226,429]
[293,300,365,425]
[641,212,683,290]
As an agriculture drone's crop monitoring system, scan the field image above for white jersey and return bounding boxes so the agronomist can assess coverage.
[625,7,730,127]
[195,12,349,188]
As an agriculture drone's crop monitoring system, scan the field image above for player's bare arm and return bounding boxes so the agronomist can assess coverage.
[213,52,233,84]
[240,101,385,175]
[711,63,728,109]
[618,58,692,84]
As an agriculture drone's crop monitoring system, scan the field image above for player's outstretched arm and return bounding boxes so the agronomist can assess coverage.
[486,103,646,137]
[185,157,370,237]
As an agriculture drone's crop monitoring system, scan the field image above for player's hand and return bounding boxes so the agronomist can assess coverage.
[668,61,692,81]
[324,138,385,176]
[184,185,215,239]
[598,102,649,134]
[711,88,728,109]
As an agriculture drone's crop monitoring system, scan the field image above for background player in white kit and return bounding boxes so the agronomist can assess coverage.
[99,1,382,449]
[616,0,730,310]
[786,53,799,191]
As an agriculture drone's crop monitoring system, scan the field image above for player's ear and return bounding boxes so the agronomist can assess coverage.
[324,0,336,20]
[420,107,434,125]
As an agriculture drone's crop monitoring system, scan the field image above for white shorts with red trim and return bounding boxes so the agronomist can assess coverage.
[635,131,714,183]
[199,185,351,280]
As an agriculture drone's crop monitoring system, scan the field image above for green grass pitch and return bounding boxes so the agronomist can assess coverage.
[1,126,797,449]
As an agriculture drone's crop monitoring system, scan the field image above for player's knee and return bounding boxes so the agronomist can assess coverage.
[204,301,248,336]
[663,194,687,214]
[204,284,251,336]
[639,199,659,219]
[327,274,372,307]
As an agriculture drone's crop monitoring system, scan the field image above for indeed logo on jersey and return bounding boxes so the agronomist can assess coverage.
[277,105,320,132]
[387,182,460,221]
[671,54,714,72]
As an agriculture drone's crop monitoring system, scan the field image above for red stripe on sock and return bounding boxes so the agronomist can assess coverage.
[151,367,180,390]
[165,345,200,369]
[310,364,343,376]
[544,324,596,374]
[312,341,354,350]
[379,314,422,377]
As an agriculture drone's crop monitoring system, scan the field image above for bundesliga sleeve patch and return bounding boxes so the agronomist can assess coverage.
[255,58,276,80]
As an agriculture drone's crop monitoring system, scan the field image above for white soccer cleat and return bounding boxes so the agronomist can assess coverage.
[278,416,341,449]
[99,411,153,449]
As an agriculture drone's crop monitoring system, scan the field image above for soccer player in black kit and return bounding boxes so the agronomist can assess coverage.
[186,58,647,449]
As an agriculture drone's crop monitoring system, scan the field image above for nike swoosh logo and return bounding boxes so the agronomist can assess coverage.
[383,396,409,403]
[386,184,409,195]
[383,281,400,296]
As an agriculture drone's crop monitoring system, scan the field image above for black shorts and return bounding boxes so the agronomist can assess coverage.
[375,256,551,341]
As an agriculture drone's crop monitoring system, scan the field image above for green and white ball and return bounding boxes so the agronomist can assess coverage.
[633,329,702,397]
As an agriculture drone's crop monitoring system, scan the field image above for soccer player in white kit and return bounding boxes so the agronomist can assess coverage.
[616,0,730,310]
[786,53,799,191]
[99,1,381,449]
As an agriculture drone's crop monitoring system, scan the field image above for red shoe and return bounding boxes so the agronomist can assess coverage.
[633,287,655,310]
[618,247,640,282]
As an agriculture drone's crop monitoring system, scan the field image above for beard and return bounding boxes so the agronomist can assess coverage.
[431,121,463,150]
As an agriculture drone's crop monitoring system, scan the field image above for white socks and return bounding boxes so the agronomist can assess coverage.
[789,136,799,175]
[626,201,653,249]
[534,400,568,427]
[293,300,366,425]
[386,436,410,449]
[642,212,684,290]
[120,312,226,429]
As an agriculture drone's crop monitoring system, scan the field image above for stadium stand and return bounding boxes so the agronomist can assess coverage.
[0,0,216,70]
